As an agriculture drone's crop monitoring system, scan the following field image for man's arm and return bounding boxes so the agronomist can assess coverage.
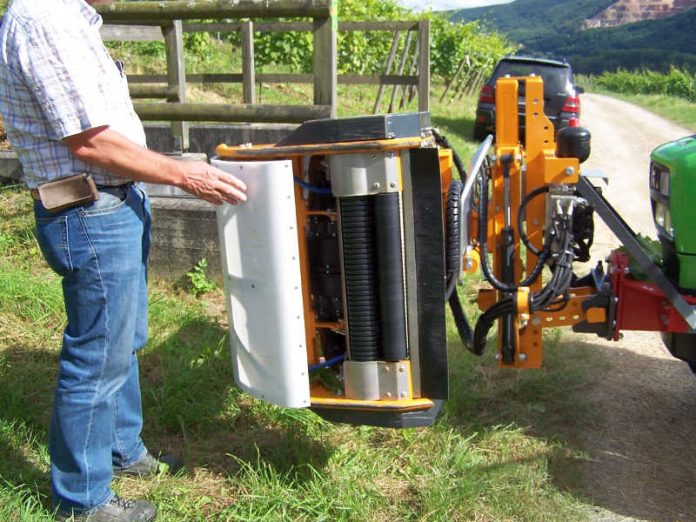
[64,126,247,205]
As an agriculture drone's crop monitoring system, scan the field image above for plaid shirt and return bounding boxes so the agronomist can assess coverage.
[0,0,146,188]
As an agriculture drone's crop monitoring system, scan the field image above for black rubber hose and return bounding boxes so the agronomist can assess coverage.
[432,129,467,182]
[472,297,516,355]
[517,185,550,256]
[450,288,474,350]
[340,197,380,361]
[445,180,464,301]
[444,179,474,349]
[477,167,551,293]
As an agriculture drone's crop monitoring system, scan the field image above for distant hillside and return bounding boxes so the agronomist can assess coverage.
[451,0,696,73]
[450,0,615,49]
[544,7,696,73]
[584,0,696,29]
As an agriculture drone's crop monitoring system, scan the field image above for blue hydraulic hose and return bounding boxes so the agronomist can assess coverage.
[308,354,345,372]
[294,177,332,195]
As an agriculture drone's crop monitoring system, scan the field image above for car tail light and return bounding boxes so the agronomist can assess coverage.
[478,84,495,104]
[562,95,580,115]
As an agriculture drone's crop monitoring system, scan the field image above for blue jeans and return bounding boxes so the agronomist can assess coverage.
[34,183,151,512]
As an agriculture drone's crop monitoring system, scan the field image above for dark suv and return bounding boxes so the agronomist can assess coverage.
[473,56,582,141]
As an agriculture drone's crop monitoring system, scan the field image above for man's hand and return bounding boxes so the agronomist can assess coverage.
[176,161,247,205]
[64,126,247,205]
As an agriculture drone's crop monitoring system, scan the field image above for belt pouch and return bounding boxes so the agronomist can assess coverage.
[37,174,100,212]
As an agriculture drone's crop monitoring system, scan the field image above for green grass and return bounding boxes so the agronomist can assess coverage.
[1,180,601,520]
[596,91,696,131]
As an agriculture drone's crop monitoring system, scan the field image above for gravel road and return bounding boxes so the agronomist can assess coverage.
[559,93,696,522]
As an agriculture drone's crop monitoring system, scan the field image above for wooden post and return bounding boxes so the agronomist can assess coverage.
[313,0,337,117]
[388,31,413,113]
[440,56,468,102]
[399,38,419,110]
[454,59,473,98]
[241,21,256,104]
[373,31,401,114]
[417,19,430,113]
[162,21,189,150]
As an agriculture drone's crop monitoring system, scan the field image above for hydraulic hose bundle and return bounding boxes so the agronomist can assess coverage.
[471,162,577,357]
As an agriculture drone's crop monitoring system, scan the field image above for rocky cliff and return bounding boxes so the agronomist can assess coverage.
[583,0,696,29]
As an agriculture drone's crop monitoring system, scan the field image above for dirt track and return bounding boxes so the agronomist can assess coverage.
[560,93,696,521]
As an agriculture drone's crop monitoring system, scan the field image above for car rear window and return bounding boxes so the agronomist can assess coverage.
[493,61,571,94]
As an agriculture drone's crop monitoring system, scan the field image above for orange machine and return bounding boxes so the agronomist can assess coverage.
[211,76,696,428]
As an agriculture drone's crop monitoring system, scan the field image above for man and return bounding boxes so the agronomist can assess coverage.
[0,0,247,520]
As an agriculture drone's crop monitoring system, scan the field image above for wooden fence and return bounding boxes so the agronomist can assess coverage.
[439,55,493,102]
[98,1,429,150]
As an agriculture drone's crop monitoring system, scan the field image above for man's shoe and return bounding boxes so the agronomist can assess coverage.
[55,495,156,521]
[113,451,183,478]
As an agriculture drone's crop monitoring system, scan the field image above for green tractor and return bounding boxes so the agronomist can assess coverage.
[650,134,696,372]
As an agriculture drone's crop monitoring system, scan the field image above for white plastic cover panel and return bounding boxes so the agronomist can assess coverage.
[213,158,310,408]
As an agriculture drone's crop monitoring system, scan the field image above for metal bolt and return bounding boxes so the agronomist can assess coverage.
[399,366,406,373]
[385,392,392,398]
[390,182,397,189]
[519,353,528,361]
[400,391,408,399]
[495,353,502,360]
[384,366,390,372]
[565,166,575,176]
[372,182,381,190]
